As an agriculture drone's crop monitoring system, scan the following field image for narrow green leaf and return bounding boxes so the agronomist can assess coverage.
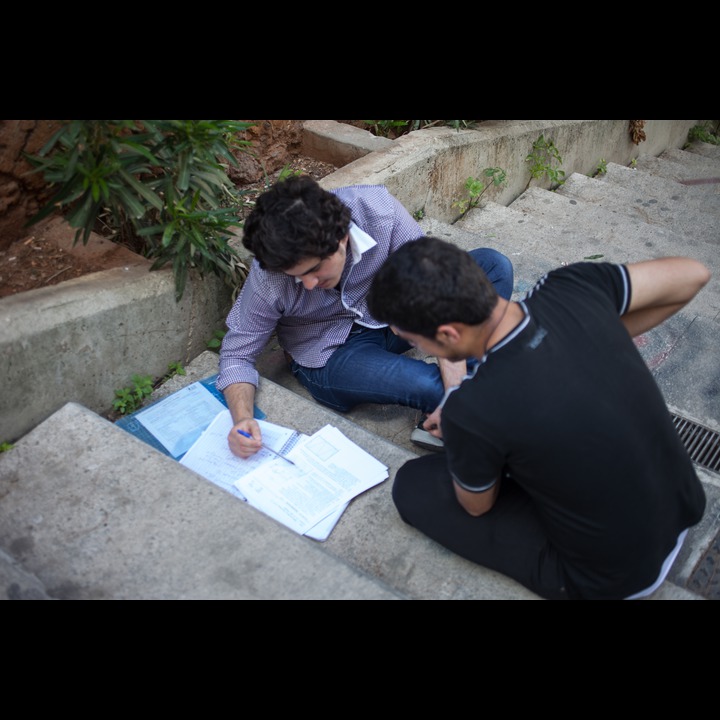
[66,192,98,231]
[161,223,175,248]
[177,153,190,192]
[114,186,147,219]
[118,168,163,211]
[117,140,160,165]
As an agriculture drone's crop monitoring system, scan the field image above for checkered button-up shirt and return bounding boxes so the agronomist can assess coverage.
[217,184,423,391]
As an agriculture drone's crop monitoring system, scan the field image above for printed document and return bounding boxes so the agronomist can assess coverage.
[234,424,388,536]
[180,409,387,540]
[115,373,266,460]
[134,382,226,459]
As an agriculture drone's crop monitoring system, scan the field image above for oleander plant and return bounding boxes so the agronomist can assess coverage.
[25,120,254,301]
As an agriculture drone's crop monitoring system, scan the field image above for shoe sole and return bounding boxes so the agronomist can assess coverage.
[410,429,445,452]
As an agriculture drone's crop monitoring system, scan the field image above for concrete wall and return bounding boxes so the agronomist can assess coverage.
[317,119,698,224]
[0,120,701,444]
[0,265,233,443]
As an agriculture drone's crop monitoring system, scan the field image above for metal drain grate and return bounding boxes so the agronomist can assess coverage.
[670,413,720,474]
[671,413,720,599]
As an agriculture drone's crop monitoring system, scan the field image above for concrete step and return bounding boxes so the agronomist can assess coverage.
[682,138,720,162]
[447,151,720,433]
[0,396,404,600]
[600,152,720,202]
[559,169,720,238]
[636,144,720,182]
[3,354,713,601]
[505,184,720,317]
[422,211,719,428]
[423,200,614,296]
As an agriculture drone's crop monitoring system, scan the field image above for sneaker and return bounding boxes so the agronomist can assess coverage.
[410,416,445,452]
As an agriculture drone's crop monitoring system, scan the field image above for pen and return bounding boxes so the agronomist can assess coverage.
[236,429,296,466]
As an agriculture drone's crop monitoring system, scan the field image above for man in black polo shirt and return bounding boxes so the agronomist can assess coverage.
[367,236,710,600]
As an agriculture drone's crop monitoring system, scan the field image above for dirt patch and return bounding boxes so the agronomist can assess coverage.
[0,120,338,299]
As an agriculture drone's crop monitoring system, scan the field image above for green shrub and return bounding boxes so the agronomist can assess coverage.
[688,120,720,146]
[24,120,254,301]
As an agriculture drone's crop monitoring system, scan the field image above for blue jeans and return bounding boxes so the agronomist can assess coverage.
[291,247,514,413]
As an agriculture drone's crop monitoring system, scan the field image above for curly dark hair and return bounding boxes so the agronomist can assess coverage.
[241,175,352,271]
[368,236,498,338]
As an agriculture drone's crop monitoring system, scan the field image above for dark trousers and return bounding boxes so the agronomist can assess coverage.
[392,454,574,600]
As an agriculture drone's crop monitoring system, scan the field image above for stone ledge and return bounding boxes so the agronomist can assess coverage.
[302,120,393,166]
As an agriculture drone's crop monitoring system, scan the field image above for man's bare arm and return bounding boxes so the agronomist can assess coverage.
[422,358,467,437]
[439,357,467,391]
[223,381,262,458]
[623,257,711,337]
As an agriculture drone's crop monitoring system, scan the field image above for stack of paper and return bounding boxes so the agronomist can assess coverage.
[180,409,388,541]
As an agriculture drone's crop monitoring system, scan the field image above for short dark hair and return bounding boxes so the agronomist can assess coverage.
[368,236,498,338]
[241,175,352,271]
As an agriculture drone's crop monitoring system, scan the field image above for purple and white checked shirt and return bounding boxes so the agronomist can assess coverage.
[216,184,424,391]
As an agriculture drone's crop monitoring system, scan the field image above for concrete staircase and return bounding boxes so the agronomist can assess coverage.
[2,135,719,600]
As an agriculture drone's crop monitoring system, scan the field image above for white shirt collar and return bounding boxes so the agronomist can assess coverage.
[347,220,377,264]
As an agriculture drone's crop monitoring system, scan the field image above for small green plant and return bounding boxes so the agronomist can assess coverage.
[629,157,638,169]
[206,328,227,353]
[594,158,608,176]
[256,162,301,193]
[451,168,508,224]
[276,164,302,182]
[112,373,154,415]
[525,134,566,190]
[362,120,409,137]
[24,120,255,302]
[112,361,190,414]
[413,207,425,221]
[687,120,720,146]
[164,361,186,382]
[0,442,14,453]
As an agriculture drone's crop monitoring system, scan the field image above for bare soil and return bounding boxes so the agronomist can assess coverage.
[0,120,338,299]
